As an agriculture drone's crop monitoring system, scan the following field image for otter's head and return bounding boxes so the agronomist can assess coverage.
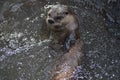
[46,5,71,31]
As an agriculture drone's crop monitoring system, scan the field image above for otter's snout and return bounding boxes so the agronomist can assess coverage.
[48,19,54,24]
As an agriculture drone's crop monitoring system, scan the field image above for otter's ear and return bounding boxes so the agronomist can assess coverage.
[66,7,73,14]
[67,7,76,15]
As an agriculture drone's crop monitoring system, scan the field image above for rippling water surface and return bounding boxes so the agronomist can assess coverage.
[0,0,120,80]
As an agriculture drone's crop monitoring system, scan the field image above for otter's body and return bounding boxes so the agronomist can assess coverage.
[51,39,83,80]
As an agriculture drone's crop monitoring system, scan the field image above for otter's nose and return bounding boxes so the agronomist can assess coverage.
[48,19,54,24]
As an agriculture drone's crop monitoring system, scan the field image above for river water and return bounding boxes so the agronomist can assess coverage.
[0,0,120,80]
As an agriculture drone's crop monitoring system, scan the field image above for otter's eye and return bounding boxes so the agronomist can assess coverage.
[64,12,69,15]
[48,13,51,16]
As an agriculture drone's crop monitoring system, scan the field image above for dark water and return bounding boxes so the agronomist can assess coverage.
[0,0,120,80]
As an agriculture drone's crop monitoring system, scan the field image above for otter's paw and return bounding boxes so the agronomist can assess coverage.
[63,39,75,51]
[63,32,76,51]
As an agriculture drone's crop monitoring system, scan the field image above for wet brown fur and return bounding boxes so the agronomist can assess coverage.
[46,4,83,80]
[51,39,83,80]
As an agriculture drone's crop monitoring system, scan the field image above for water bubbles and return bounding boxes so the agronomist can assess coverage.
[95,74,99,78]
[25,17,30,21]
[30,37,35,42]
[110,74,115,79]
[112,74,115,77]
[0,55,6,61]
[90,63,95,69]
[48,54,52,58]
[10,32,24,39]
[44,5,53,10]
[105,72,109,76]
[94,73,103,79]
[29,16,39,23]
[40,13,44,18]
[29,55,35,58]
[9,39,19,49]
[17,62,23,65]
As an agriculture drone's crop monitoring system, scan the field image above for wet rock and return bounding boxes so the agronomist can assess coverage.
[105,0,120,38]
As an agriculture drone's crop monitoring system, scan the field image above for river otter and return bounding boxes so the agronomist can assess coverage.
[46,4,80,50]
[46,4,83,80]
